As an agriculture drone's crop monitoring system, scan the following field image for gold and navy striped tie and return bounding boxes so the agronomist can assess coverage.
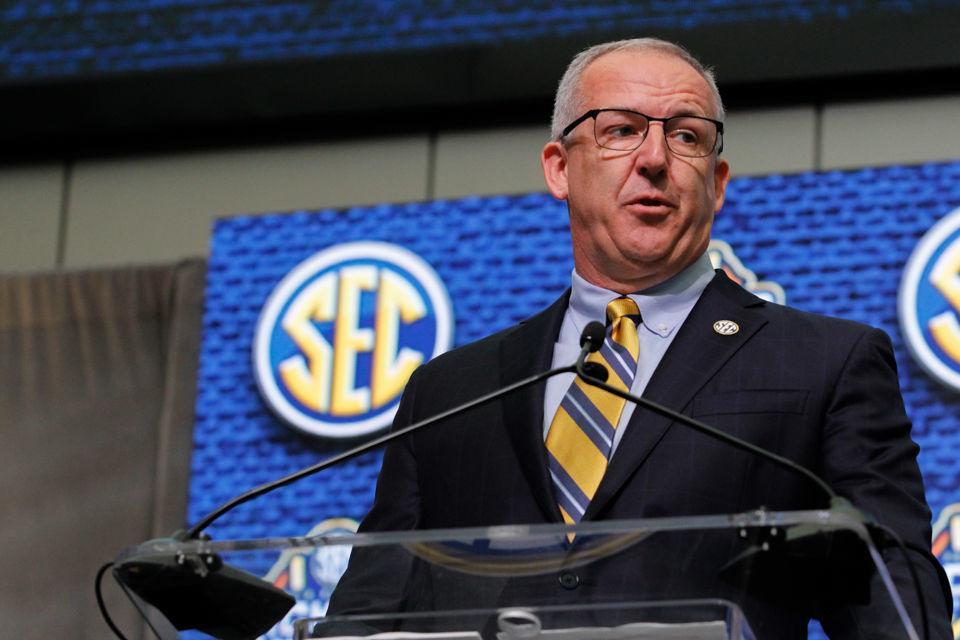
[545,297,640,525]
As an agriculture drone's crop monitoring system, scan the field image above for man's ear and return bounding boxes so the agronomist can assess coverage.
[713,156,730,212]
[541,140,569,200]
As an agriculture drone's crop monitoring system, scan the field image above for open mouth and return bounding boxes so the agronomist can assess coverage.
[627,197,674,211]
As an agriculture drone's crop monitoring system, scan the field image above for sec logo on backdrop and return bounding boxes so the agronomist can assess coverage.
[900,207,960,392]
[262,517,359,639]
[708,239,786,305]
[930,504,960,636]
[254,242,454,438]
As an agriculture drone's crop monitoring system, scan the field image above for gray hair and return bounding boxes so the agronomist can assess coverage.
[550,38,725,141]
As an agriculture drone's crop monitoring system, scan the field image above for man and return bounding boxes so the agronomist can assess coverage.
[327,39,951,638]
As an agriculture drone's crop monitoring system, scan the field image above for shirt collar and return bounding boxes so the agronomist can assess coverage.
[569,252,715,338]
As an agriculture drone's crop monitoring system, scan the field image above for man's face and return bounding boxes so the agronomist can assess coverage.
[542,49,730,293]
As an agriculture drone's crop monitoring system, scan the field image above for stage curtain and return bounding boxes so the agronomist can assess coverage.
[0,259,206,639]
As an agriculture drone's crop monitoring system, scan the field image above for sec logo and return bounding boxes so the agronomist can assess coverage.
[254,242,454,438]
[931,504,960,637]
[899,207,960,392]
[263,517,359,639]
[708,239,786,305]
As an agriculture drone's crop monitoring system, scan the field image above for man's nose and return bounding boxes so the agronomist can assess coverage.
[634,122,669,175]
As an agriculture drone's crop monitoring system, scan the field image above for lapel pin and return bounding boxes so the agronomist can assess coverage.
[713,320,740,336]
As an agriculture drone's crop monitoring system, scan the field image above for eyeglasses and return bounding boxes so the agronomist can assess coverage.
[561,108,724,157]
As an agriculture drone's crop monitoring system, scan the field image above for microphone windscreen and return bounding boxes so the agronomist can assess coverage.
[580,321,606,352]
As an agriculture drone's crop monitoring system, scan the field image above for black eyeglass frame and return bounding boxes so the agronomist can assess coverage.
[560,108,725,156]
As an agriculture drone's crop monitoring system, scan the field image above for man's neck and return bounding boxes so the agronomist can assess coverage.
[571,252,715,305]
[574,256,707,295]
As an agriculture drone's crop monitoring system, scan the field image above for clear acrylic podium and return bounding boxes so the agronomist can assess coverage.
[114,509,920,639]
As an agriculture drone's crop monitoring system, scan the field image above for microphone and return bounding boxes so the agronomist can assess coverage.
[572,358,881,608]
[574,352,839,505]
[577,321,609,382]
[109,324,606,640]
[190,323,604,538]
[579,320,606,351]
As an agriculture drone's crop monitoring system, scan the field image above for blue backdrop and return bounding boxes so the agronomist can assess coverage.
[189,159,960,637]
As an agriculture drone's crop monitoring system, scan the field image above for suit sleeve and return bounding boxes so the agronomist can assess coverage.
[818,328,952,639]
[322,367,423,621]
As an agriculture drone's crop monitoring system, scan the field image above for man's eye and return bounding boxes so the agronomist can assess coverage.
[608,125,640,137]
[668,129,700,145]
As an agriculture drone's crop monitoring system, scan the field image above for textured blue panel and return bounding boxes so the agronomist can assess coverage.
[191,193,575,550]
[3,1,959,79]
[715,163,960,514]
[189,160,960,637]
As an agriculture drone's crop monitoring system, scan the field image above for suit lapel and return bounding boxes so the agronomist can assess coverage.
[584,271,768,520]
[498,291,570,523]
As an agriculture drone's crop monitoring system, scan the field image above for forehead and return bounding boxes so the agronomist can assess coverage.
[579,49,715,117]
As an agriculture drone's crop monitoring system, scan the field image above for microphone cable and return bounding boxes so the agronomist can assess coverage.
[98,559,171,640]
[96,562,129,640]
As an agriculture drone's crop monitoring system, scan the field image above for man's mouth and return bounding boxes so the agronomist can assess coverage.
[625,195,674,211]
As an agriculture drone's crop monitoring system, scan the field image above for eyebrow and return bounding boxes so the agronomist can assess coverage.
[608,107,708,119]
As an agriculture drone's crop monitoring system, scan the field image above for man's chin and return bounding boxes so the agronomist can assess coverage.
[620,247,674,270]
[616,249,702,286]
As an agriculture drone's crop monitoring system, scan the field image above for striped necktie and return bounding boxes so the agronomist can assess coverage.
[545,297,641,525]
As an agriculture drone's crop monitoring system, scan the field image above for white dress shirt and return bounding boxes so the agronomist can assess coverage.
[543,252,716,456]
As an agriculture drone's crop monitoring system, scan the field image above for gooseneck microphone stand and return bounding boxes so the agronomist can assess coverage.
[101,324,609,640]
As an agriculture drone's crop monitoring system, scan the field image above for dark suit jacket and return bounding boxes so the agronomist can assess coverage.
[327,271,951,639]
